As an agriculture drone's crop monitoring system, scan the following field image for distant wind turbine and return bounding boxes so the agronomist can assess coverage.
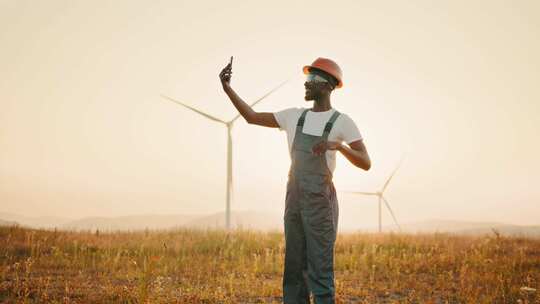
[160,80,288,229]
[343,154,406,233]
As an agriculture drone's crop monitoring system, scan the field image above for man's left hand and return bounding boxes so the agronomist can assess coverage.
[312,141,342,155]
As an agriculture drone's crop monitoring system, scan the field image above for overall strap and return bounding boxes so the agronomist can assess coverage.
[290,109,310,156]
[296,109,310,128]
[322,110,341,137]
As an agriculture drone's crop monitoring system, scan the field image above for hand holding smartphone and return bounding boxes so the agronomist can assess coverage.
[219,56,234,86]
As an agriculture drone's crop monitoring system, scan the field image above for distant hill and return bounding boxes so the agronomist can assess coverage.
[0,212,71,228]
[381,219,540,238]
[457,225,540,238]
[2,211,538,238]
[384,219,508,233]
[0,218,18,226]
[61,214,202,231]
[185,210,283,231]
[60,211,283,231]
[0,211,284,232]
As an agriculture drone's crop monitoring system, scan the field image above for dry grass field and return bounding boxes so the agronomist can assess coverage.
[0,225,539,303]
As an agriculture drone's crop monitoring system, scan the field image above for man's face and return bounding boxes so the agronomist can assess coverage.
[304,73,334,101]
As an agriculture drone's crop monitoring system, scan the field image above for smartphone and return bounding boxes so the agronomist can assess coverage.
[228,56,233,83]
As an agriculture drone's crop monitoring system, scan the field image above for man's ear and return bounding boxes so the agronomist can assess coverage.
[325,82,336,92]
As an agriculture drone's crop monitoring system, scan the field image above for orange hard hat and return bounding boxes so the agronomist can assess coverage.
[303,57,343,88]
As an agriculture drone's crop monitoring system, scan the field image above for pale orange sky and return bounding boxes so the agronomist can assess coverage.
[1,0,539,228]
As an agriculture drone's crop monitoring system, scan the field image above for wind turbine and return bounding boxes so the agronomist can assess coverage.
[343,154,406,233]
[160,80,288,229]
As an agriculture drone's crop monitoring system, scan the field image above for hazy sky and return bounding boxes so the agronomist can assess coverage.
[1,0,539,228]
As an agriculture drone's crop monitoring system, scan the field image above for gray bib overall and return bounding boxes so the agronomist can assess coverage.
[283,109,340,304]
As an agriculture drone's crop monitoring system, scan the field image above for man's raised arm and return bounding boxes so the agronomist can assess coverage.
[219,61,279,128]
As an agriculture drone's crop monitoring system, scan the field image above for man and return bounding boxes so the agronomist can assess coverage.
[219,57,371,304]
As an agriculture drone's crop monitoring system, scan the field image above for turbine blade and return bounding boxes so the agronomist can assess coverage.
[230,79,290,123]
[342,191,378,196]
[381,154,406,193]
[161,94,227,124]
[381,196,402,232]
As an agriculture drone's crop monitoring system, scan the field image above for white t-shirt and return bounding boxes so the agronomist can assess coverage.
[273,107,363,173]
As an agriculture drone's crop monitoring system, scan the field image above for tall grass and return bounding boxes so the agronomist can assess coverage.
[0,225,538,303]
